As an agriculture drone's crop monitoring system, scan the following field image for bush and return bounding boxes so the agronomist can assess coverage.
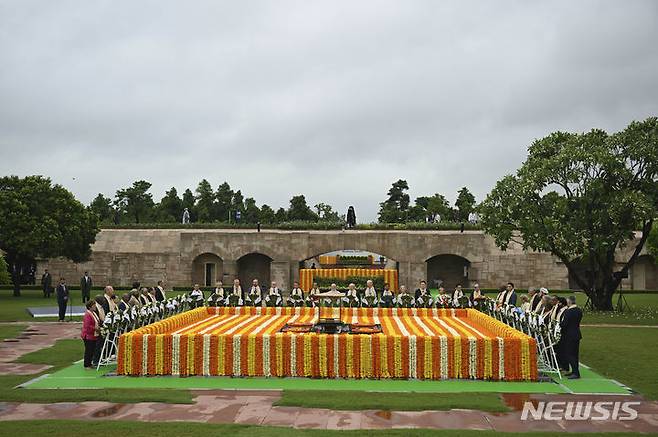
[0,255,9,285]
[336,255,372,266]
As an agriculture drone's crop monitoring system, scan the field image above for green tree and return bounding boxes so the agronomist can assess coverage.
[215,182,234,222]
[0,176,99,296]
[114,180,154,224]
[260,204,275,224]
[648,226,658,259]
[195,179,216,222]
[427,194,452,222]
[88,193,114,224]
[288,195,318,221]
[314,202,340,221]
[378,179,410,223]
[479,118,658,310]
[274,207,288,223]
[231,190,245,222]
[0,254,10,285]
[455,187,476,222]
[243,197,260,223]
[156,187,183,222]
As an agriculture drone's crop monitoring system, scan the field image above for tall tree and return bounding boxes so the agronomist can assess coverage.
[274,207,288,223]
[231,190,245,221]
[288,195,318,221]
[88,193,114,224]
[314,202,340,221]
[648,226,658,259]
[114,180,154,224]
[378,179,411,223]
[215,182,234,222]
[455,187,476,222]
[195,179,216,222]
[243,197,260,223]
[0,255,10,285]
[479,118,658,310]
[260,204,275,224]
[156,187,183,222]
[0,176,99,296]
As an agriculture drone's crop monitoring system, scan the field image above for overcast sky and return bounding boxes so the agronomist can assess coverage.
[1,1,657,222]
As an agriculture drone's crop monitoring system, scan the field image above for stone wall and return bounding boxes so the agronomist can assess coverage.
[37,228,652,291]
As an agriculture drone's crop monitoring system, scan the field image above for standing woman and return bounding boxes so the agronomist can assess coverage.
[81,300,99,368]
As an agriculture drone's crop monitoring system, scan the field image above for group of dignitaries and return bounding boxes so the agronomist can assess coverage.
[192,279,485,309]
[499,285,583,379]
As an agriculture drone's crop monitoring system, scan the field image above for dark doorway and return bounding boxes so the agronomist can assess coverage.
[238,253,272,288]
[426,254,470,290]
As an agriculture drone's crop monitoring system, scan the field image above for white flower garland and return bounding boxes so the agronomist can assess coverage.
[498,337,505,380]
[409,335,417,378]
[203,334,210,376]
[172,334,180,376]
[468,337,477,379]
[290,334,297,376]
[333,334,339,377]
[263,334,271,377]
[142,334,149,376]
[440,335,448,379]
[233,335,241,376]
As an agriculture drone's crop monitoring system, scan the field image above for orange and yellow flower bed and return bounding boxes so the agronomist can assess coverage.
[117,307,537,381]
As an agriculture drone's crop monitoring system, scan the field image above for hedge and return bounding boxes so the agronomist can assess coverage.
[100,221,483,231]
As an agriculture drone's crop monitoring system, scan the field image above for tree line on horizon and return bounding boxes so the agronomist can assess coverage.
[87,179,478,226]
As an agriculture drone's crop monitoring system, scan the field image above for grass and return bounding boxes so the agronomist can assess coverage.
[0,288,85,321]
[0,338,193,404]
[580,326,658,400]
[275,390,508,412]
[0,324,26,341]
[2,421,656,437]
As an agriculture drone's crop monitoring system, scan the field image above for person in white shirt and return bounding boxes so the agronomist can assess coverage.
[264,281,282,307]
[287,281,305,307]
[396,285,414,308]
[208,281,225,306]
[343,283,360,307]
[189,284,204,308]
[305,282,321,307]
[362,279,378,307]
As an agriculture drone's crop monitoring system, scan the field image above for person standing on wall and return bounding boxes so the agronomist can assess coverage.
[80,271,93,303]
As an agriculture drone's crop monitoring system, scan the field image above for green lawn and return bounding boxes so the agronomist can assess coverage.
[0,324,26,341]
[0,288,85,321]
[275,390,508,412]
[0,338,193,404]
[2,421,657,437]
[580,326,658,400]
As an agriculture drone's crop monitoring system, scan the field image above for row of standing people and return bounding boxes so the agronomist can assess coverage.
[192,279,488,308]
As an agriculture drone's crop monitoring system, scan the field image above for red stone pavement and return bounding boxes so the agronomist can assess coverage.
[1,322,658,432]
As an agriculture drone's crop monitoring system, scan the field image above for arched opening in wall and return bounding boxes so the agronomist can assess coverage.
[631,255,658,290]
[192,253,224,287]
[299,250,399,291]
[238,253,272,289]
[426,254,470,291]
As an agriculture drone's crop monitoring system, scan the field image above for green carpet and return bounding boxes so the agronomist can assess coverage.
[22,362,629,395]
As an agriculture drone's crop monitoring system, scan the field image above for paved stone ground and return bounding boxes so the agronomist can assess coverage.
[1,323,658,432]
[0,322,80,375]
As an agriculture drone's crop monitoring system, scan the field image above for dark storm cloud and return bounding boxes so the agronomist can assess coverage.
[1,0,657,221]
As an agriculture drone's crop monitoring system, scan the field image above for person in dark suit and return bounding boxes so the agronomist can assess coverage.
[414,280,429,300]
[560,295,583,379]
[154,280,166,302]
[346,206,356,228]
[56,277,69,321]
[80,271,93,303]
[41,269,52,298]
[505,282,518,306]
[118,294,131,312]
